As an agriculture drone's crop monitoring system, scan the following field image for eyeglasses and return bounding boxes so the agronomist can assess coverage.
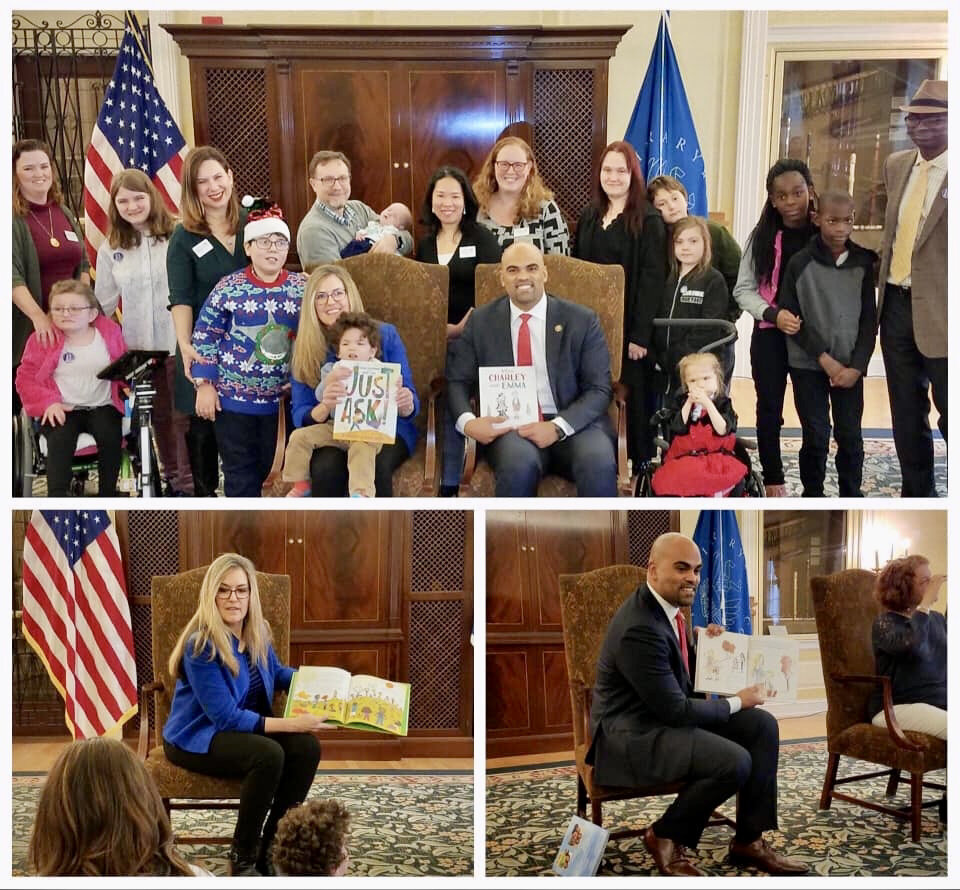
[315,288,348,303]
[215,585,250,601]
[495,161,530,174]
[252,236,290,250]
[51,306,93,315]
[315,175,351,187]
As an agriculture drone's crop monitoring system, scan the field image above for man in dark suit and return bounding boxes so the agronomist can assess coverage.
[447,241,617,496]
[587,533,808,876]
[876,79,947,497]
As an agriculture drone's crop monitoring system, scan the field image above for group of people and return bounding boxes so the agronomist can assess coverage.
[588,532,946,876]
[28,554,353,877]
[12,80,946,498]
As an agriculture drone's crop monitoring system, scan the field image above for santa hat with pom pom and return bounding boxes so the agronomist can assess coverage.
[242,195,290,243]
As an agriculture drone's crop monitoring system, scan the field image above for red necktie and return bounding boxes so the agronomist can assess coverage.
[516,313,543,420]
[675,612,689,675]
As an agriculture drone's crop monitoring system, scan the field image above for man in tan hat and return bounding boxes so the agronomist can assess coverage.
[877,79,947,497]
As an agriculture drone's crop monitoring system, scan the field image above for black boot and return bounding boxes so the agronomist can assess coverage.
[228,845,262,877]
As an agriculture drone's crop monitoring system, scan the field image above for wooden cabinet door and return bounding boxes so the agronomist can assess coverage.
[179,510,290,574]
[486,510,531,631]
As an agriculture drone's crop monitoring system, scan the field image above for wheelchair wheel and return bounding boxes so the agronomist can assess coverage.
[13,410,35,497]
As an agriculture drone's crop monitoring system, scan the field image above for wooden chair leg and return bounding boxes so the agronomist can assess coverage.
[591,798,603,827]
[886,769,900,797]
[577,775,587,820]
[910,773,923,842]
[820,753,841,810]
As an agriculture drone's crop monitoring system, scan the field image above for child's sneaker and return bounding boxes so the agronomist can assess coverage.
[350,491,374,498]
[285,481,311,497]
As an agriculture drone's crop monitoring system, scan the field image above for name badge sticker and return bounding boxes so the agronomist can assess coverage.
[192,239,214,258]
[513,226,530,237]
[63,229,79,243]
[459,245,477,259]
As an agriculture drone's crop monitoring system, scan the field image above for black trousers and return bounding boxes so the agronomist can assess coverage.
[310,438,410,497]
[653,707,780,848]
[880,283,947,497]
[42,404,123,497]
[164,731,321,857]
[749,325,788,486]
[186,415,220,497]
[214,409,282,498]
[789,368,864,497]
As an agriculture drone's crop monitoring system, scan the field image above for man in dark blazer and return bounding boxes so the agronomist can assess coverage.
[587,533,808,876]
[876,79,947,497]
[447,241,617,496]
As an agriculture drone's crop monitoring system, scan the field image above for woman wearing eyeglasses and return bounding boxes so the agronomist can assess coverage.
[473,136,570,255]
[289,264,418,497]
[167,146,249,495]
[163,553,325,876]
[189,202,305,497]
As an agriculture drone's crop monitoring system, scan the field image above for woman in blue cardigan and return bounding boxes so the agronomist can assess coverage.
[163,554,325,876]
[290,264,419,496]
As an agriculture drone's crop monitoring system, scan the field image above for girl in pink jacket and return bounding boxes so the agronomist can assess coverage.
[16,279,128,496]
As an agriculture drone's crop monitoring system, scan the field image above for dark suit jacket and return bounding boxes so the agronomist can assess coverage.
[446,293,613,434]
[587,585,732,787]
[877,148,947,358]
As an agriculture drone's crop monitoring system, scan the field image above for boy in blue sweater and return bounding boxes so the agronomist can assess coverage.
[192,202,305,496]
[779,191,877,497]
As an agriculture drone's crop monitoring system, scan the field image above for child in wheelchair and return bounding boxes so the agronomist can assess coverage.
[15,279,127,496]
[648,352,752,497]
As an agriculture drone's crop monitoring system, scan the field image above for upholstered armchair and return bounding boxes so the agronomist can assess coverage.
[138,566,292,844]
[339,253,448,497]
[558,564,734,839]
[458,254,631,496]
[811,568,946,841]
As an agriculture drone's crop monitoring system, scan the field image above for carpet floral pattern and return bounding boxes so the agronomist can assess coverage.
[486,741,945,876]
[13,772,473,877]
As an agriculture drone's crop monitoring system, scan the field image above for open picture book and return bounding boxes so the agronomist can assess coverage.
[551,815,609,877]
[694,630,800,704]
[283,665,411,736]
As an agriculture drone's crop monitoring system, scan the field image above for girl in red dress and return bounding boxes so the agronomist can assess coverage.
[651,352,748,496]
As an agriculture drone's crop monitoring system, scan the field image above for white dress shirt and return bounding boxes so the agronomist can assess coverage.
[648,583,741,715]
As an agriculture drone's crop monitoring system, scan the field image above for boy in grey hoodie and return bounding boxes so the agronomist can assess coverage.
[778,191,877,496]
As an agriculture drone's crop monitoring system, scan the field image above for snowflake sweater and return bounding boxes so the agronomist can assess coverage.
[191,267,305,415]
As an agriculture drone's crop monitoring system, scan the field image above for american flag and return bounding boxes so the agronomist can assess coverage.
[83,11,187,269]
[21,510,138,739]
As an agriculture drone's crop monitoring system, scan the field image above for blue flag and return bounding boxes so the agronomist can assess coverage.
[692,511,751,633]
[625,12,708,215]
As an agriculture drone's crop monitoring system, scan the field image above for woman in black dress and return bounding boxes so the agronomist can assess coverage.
[416,166,502,494]
[573,140,667,468]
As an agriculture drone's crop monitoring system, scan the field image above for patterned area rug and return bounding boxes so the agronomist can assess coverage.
[12,771,473,876]
[486,741,946,877]
[777,435,948,497]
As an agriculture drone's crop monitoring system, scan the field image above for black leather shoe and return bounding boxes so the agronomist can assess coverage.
[228,847,262,877]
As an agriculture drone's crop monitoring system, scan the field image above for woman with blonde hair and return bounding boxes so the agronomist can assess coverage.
[166,146,248,495]
[95,168,191,495]
[162,553,325,875]
[289,264,418,496]
[473,135,569,254]
[28,736,207,876]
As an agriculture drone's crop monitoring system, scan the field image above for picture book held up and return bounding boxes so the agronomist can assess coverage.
[478,365,539,429]
[694,630,800,704]
[332,361,401,444]
[551,815,609,877]
[284,666,411,736]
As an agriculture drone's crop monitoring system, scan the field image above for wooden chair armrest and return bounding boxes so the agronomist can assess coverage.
[422,377,444,494]
[832,672,922,751]
[458,395,480,491]
[138,679,164,760]
[612,383,631,495]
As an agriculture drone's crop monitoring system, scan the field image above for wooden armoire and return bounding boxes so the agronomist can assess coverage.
[164,25,630,261]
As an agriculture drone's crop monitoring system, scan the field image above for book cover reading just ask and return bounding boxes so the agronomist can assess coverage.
[332,361,401,444]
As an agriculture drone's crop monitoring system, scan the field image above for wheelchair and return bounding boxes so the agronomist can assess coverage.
[634,317,764,498]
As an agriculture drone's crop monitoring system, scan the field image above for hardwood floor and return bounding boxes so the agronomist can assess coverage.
[12,738,472,773]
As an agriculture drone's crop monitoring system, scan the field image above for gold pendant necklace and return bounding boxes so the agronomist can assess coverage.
[30,205,60,248]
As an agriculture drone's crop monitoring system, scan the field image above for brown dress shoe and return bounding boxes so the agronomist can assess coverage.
[728,837,809,875]
[643,826,706,876]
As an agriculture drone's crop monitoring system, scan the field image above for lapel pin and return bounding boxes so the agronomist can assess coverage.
[554,324,563,333]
